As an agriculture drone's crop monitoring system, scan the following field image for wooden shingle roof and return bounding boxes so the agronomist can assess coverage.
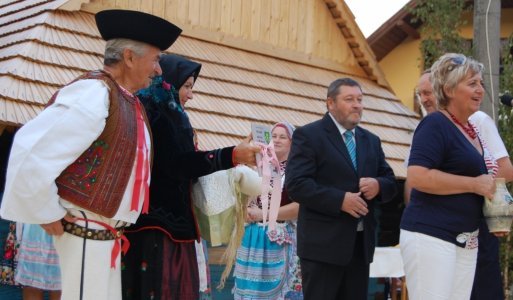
[0,0,420,178]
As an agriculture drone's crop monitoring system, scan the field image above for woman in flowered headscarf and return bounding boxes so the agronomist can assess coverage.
[233,121,303,300]
[121,54,259,300]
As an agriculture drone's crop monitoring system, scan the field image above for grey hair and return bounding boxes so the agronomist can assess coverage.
[430,53,484,109]
[103,38,151,66]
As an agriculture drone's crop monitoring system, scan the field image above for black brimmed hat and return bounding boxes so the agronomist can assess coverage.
[95,9,182,51]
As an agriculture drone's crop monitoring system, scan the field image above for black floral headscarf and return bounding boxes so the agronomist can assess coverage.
[137,75,181,111]
[136,54,202,131]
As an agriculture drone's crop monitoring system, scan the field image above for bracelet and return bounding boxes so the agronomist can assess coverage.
[232,147,238,166]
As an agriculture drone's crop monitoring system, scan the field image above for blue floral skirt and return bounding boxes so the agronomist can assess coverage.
[234,222,303,300]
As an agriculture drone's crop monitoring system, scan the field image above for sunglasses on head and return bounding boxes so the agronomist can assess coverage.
[448,55,466,72]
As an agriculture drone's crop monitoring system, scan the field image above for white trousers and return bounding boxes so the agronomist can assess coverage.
[400,229,477,300]
[53,210,123,300]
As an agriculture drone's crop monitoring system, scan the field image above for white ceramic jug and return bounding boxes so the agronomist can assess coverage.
[483,178,513,233]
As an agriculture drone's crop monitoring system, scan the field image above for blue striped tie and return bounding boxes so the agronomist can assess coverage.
[344,130,357,170]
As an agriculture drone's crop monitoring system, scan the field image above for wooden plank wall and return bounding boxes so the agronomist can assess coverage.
[82,0,360,68]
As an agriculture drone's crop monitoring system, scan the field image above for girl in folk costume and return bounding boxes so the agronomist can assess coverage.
[234,121,303,300]
[122,54,259,300]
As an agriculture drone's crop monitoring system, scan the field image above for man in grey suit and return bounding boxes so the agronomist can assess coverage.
[286,78,397,299]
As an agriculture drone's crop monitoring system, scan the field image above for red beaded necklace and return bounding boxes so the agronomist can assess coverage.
[446,110,477,140]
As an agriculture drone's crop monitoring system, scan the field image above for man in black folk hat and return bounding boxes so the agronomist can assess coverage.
[0,9,181,300]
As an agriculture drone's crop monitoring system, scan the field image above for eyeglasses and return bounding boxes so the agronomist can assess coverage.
[448,55,467,72]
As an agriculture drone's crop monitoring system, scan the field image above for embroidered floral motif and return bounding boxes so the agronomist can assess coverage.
[268,225,292,245]
[62,140,108,190]
[285,228,303,300]
[137,76,182,113]
[456,230,479,249]
[0,221,19,285]
[162,80,171,91]
[288,256,302,294]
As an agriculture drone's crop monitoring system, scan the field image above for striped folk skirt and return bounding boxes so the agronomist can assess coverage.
[15,223,61,290]
[234,222,303,300]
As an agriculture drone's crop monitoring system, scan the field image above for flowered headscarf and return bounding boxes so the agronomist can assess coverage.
[271,121,295,140]
[137,54,202,136]
[137,54,201,115]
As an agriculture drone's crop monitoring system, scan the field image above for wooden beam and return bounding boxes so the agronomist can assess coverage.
[333,17,346,27]
[340,26,353,38]
[324,0,337,8]
[396,20,420,39]
[363,65,374,76]
[329,7,341,18]
[358,59,369,67]
[347,37,359,48]
[353,48,364,58]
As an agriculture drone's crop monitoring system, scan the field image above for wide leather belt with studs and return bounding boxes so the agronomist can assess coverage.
[61,219,124,241]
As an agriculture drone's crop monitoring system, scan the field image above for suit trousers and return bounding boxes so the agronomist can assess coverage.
[300,232,369,300]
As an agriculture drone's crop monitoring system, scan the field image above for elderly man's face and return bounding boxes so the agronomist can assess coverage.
[327,85,363,130]
[129,45,162,91]
[417,73,437,114]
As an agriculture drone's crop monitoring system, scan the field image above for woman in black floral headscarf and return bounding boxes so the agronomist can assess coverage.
[122,54,259,300]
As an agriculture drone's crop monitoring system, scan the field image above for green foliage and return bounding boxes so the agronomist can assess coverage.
[499,35,513,93]
[497,35,513,143]
[498,34,513,295]
[410,0,471,68]
[498,35,513,133]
